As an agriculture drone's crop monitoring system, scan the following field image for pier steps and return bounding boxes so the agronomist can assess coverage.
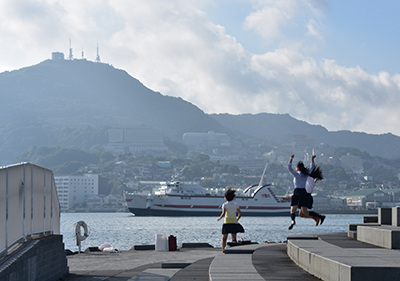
[0,235,68,281]
[287,232,400,281]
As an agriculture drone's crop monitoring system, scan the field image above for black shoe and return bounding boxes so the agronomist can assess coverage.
[288,221,295,230]
[320,216,326,225]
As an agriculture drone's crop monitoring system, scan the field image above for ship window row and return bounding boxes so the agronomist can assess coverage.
[55,178,95,182]
[56,183,95,187]
[180,197,191,199]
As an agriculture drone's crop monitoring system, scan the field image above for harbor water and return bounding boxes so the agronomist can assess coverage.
[61,212,366,251]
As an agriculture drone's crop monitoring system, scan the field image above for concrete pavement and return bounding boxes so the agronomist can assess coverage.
[62,242,319,281]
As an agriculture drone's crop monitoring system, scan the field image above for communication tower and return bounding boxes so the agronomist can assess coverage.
[68,39,73,60]
[95,41,101,63]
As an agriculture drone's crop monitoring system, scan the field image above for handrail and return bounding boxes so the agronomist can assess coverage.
[0,163,60,258]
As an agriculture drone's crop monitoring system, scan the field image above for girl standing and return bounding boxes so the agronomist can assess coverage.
[287,154,325,230]
[217,187,245,252]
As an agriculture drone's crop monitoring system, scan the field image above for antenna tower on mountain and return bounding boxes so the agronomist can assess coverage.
[68,39,73,60]
[81,47,84,59]
[95,41,101,63]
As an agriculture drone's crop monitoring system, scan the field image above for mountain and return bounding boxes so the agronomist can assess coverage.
[0,58,226,163]
[211,113,400,158]
[1,57,400,164]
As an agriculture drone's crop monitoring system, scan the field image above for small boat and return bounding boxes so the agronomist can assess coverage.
[124,163,290,216]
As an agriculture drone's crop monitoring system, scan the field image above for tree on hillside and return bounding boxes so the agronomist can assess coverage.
[334,147,372,159]
[221,164,240,175]
[328,166,350,181]
[52,161,86,175]
[194,153,210,162]
[364,166,398,183]
[163,137,188,156]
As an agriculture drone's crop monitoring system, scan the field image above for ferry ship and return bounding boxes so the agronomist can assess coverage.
[124,164,290,216]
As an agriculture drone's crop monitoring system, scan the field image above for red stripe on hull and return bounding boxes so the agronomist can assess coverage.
[153,204,288,210]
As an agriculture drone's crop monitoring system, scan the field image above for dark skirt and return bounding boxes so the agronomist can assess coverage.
[222,223,245,234]
[291,188,313,209]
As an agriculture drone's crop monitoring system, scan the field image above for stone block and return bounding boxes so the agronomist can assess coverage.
[392,207,400,226]
[131,244,155,251]
[378,208,392,225]
[347,230,357,240]
[357,225,400,249]
[178,243,213,248]
[351,266,400,281]
[348,224,358,231]
[364,216,378,223]
[297,248,310,270]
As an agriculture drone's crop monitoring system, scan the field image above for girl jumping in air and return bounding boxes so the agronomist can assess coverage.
[287,154,325,230]
[217,187,245,252]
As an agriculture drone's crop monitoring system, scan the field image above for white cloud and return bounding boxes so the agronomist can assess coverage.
[0,0,399,136]
[244,5,290,39]
[306,19,324,40]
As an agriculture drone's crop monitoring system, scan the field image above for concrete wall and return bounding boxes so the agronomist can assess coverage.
[0,235,68,281]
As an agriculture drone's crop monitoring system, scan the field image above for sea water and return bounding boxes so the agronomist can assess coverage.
[61,212,364,251]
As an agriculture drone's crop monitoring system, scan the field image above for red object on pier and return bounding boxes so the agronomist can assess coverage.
[168,235,177,251]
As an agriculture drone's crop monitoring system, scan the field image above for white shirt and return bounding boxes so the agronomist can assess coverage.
[222,201,239,224]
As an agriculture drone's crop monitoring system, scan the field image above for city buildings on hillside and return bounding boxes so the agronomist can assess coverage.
[342,188,400,209]
[340,153,363,173]
[183,131,231,151]
[293,134,314,152]
[55,174,99,211]
[104,127,166,154]
[86,194,125,210]
[219,158,266,171]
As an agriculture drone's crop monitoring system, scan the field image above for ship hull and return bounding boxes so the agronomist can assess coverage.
[127,207,289,216]
[125,193,290,216]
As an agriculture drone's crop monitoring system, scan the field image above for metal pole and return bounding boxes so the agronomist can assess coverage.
[50,171,53,233]
[23,164,26,238]
[5,168,9,256]
[43,168,46,235]
[30,164,33,239]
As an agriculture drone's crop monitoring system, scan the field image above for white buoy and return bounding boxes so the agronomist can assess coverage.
[75,221,89,253]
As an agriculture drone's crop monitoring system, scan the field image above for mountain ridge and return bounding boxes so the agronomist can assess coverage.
[0,58,399,163]
[211,112,400,158]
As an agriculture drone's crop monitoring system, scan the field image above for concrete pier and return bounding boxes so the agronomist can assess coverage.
[62,242,320,281]
[61,222,400,281]
[5,208,400,280]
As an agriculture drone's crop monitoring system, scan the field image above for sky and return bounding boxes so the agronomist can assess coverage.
[1,0,400,136]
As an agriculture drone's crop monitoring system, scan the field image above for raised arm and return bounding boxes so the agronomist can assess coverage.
[287,154,297,177]
[289,154,294,164]
[311,155,316,163]
[310,155,316,169]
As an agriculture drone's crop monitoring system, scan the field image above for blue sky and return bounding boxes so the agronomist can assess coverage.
[0,0,400,136]
[207,0,400,75]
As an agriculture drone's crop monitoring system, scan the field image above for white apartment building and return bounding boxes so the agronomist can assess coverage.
[104,127,166,153]
[55,174,99,211]
[183,131,231,149]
